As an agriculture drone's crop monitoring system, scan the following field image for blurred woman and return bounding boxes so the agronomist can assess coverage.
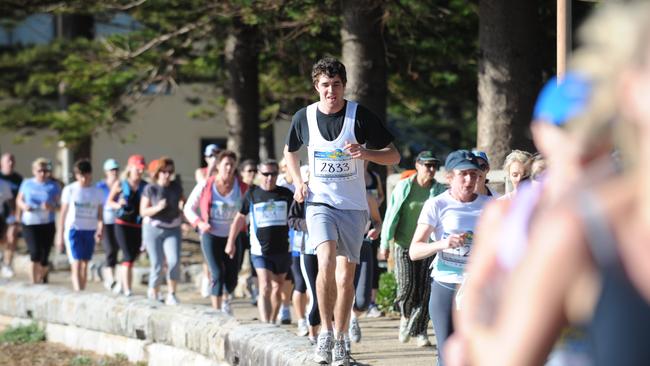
[16,158,60,283]
[184,150,248,313]
[409,150,490,366]
[140,157,185,305]
[500,150,532,200]
[97,158,120,291]
[57,159,104,291]
[107,154,147,296]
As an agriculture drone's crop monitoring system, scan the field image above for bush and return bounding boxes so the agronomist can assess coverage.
[375,271,398,314]
[0,322,46,344]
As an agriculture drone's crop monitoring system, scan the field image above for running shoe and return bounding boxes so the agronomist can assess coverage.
[280,305,292,325]
[1,265,15,279]
[147,288,157,301]
[313,332,333,364]
[349,316,361,343]
[222,299,233,316]
[366,304,383,318]
[165,293,180,306]
[332,339,350,366]
[398,317,411,343]
[123,290,132,297]
[416,334,432,347]
[200,275,210,298]
[344,334,351,354]
[296,318,309,337]
[112,281,122,295]
[308,336,317,346]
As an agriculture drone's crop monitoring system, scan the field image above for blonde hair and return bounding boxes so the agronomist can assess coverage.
[32,157,52,171]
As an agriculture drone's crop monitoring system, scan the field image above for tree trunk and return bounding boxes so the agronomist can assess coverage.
[477,1,541,167]
[224,21,260,162]
[259,122,275,160]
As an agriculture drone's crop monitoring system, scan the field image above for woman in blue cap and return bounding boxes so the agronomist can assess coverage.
[97,158,120,291]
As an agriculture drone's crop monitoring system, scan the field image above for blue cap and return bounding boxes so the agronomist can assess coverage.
[472,150,489,165]
[533,72,592,127]
[204,144,220,157]
[103,159,120,171]
[445,150,481,171]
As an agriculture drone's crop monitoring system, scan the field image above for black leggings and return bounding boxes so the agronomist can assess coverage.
[115,224,142,264]
[102,224,119,267]
[353,241,374,311]
[23,223,55,266]
[201,233,238,297]
[300,253,320,326]
[371,239,384,290]
[291,255,307,293]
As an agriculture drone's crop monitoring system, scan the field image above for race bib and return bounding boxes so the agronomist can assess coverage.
[253,200,287,228]
[440,231,474,268]
[313,149,358,182]
[73,201,98,221]
[210,201,238,223]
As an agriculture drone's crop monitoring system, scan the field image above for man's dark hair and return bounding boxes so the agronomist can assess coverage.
[311,57,347,85]
[239,159,258,171]
[259,159,279,171]
[74,159,92,174]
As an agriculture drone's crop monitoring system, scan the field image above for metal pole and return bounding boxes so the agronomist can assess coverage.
[557,0,572,81]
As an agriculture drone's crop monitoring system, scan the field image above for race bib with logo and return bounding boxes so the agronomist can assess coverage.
[439,231,474,268]
[73,201,98,221]
[313,149,358,182]
[210,201,238,223]
[252,200,288,228]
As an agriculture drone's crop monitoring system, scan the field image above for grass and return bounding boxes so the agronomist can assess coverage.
[0,322,46,344]
[376,271,398,314]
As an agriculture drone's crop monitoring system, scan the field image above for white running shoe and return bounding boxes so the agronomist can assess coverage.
[366,304,383,318]
[332,338,350,366]
[313,332,333,364]
[416,334,432,347]
[280,305,292,325]
[1,265,15,279]
[221,299,233,316]
[200,275,210,298]
[398,317,411,343]
[349,316,361,343]
[165,293,180,306]
[296,318,309,337]
[112,281,123,295]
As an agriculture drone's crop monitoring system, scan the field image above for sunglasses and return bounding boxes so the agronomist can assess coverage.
[260,171,278,177]
[422,163,437,169]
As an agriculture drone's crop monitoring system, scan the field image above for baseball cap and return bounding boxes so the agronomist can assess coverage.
[103,158,120,171]
[445,150,481,171]
[204,144,220,157]
[127,154,146,169]
[472,150,489,165]
[533,72,592,127]
[416,150,441,164]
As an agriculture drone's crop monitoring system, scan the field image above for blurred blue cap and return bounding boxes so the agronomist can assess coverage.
[472,150,489,165]
[204,144,221,157]
[533,72,592,127]
[445,150,481,171]
[103,158,119,171]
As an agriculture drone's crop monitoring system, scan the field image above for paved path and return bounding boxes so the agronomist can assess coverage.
[7,240,437,366]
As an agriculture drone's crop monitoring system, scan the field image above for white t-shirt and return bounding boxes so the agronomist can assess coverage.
[418,190,490,284]
[61,182,104,231]
[208,182,242,237]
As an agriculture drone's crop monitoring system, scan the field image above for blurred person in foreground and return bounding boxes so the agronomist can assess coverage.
[0,153,23,278]
[460,2,650,365]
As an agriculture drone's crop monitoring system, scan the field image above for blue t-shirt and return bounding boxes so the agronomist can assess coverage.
[96,181,117,225]
[19,178,61,225]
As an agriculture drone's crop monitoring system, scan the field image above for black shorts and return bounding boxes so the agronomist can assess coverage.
[23,223,56,266]
[251,252,291,275]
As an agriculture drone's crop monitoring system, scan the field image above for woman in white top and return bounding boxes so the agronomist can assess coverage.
[409,150,490,366]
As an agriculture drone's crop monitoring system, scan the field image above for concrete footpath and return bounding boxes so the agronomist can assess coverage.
[1,249,436,365]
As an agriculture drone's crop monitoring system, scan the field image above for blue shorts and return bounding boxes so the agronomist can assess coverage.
[251,252,291,275]
[65,228,96,262]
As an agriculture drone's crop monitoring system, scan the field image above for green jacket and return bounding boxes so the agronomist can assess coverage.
[380,175,447,250]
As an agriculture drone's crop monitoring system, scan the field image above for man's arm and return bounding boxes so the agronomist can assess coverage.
[345,141,400,166]
[283,145,308,203]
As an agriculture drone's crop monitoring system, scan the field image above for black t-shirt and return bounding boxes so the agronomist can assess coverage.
[142,181,183,224]
[240,185,294,255]
[0,172,22,215]
[285,100,394,152]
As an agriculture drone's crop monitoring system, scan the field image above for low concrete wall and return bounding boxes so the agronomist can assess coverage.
[0,281,312,366]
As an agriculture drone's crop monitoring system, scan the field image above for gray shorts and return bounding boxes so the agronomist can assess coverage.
[305,204,368,263]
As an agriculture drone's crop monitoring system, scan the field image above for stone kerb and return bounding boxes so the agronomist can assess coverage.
[0,281,312,365]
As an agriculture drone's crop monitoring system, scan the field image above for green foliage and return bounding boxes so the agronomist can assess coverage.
[376,271,398,314]
[70,355,92,366]
[0,322,46,344]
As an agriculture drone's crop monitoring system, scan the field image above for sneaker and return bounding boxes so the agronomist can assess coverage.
[123,289,132,297]
[1,265,15,279]
[165,293,180,306]
[221,299,233,316]
[95,263,104,282]
[349,316,361,343]
[332,339,350,366]
[112,281,122,295]
[250,285,258,307]
[147,288,157,300]
[313,332,333,364]
[366,304,383,318]
[296,319,309,337]
[398,317,411,343]
[200,276,210,298]
[308,336,317,346]
[280,305,292,325]
[416,334,432,347]
[344,335,351,354]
